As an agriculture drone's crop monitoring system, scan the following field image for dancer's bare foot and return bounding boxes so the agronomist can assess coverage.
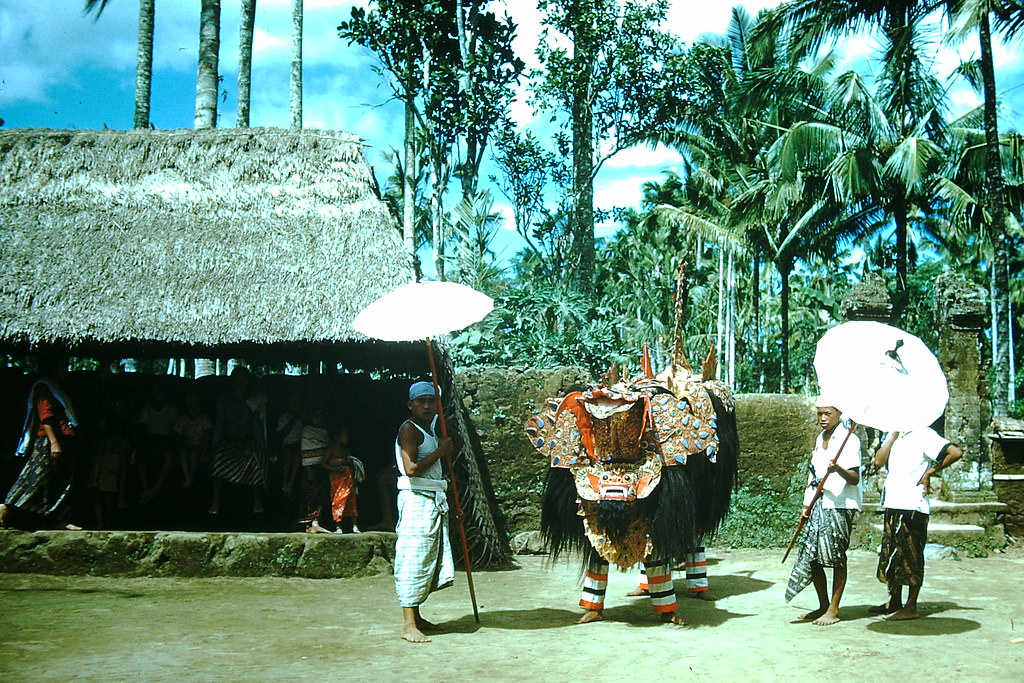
[402,624,431,643]
[687,591,718,601]
[812,609,840,626]
[578,610,604,624]
[306,521,328,534]
[660,611,687,625]
[886,607,921,621]
[800,608,828,621]
[626,586,648,596]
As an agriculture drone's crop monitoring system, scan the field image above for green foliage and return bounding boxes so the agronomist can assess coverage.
[713,481,802,549]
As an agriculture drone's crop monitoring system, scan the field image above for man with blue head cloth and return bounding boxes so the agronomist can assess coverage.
[393,380,454,642]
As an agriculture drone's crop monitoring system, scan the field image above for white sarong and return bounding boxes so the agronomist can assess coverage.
[394,488,454,607]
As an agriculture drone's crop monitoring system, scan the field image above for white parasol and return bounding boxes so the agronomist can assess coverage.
[813,320,949,432]
[353,279,493,624]
[783,320,949,563]
[353,280,494,342]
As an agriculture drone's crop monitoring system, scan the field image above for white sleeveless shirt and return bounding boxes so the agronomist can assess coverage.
[395,417,447,493]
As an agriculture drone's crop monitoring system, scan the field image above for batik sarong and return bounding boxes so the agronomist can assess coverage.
[582,551,677,614]
[4,434,74,518]
[211,436,266,486]
[394,488,453,607]
[877,508,928,587]
[785,501,856,602]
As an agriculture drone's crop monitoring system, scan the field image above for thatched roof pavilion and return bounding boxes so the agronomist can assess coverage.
[0,127,510,566]
[0,127,421,368]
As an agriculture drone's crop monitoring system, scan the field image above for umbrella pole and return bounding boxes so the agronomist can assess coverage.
[781,421,859,563]
[425,338,481,623]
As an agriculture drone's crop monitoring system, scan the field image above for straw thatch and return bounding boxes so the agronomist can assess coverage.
[0,127,414,360]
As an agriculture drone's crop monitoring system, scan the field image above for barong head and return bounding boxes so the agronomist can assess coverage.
[409,381,437,401]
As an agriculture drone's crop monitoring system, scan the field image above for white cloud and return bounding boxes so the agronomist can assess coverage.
[604,143,683,170]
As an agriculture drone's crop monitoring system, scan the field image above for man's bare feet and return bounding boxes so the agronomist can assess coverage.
[800,608,828,621]
[886,607,921,621]
[402,624,431,643]
[578,610,604,624]
[306,521,328,533]
[626,586,648,596]
[660,611,687,625]
[812,610,840,626]
[687,591,718,601]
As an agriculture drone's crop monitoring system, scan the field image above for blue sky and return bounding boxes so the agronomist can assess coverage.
[2,1,1021,264]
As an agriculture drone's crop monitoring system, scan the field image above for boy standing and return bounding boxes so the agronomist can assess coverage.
[872,428,962,620]
[785,398,861,626]
[394,381,454,643]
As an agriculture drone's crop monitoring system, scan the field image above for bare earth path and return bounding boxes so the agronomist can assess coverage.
[2,548,1023,681]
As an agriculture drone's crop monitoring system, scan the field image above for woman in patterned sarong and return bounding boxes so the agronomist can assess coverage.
[208,367,267,515]
[1,370,81,530]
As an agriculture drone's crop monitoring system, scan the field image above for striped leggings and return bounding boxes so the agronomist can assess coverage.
[637,547,709,594]
[582,555,677,614]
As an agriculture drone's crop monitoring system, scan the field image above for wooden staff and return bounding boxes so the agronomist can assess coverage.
[781,421,859,563]
[425,338,480,623]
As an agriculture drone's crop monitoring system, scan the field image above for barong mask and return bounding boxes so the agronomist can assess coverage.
[525,375,737,567]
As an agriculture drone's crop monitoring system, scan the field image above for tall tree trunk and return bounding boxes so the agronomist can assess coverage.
[979,10,1011,415]
[290,0,303,129]
[779,257,793,392]
[893,195,908,303]
[431,150,448,281]
[571,72,595,293]
[752,254,761,390]
[238,0,257,127]
[403,94,419,279]
[194,0,221,129]
[133,0,155,129]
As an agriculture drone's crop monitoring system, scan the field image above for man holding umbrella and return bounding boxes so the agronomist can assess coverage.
[394,380,455,642]
[872,428,962,620]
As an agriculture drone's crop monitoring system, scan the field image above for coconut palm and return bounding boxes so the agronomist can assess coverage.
[195,0,221,129]
[237,0,257,127]
[943,0,1024,413]
[85,0,154,129]
[290,0,302,129]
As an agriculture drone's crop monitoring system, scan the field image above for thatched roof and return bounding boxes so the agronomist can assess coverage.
[0,128,418,363]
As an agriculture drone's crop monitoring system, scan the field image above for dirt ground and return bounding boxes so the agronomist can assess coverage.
[2,547,1023,682]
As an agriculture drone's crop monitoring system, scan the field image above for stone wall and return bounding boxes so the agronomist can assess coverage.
[0,530,396,578]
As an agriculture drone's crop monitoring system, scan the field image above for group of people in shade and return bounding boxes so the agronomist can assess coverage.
[396,388,964,642]
[0,364,368,535]
[0,366,967,641]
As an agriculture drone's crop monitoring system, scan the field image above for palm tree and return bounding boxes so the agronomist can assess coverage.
[943,0,1024,414]
[290,0,302,129]
[194,0,221,129]
[85,0,154,129]
[758,0,950,299]
[237,0,257,128]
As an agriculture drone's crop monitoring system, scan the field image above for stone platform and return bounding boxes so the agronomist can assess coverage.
[0,529,396,578]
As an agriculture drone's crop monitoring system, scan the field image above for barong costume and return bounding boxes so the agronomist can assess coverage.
[786,424,862,602]
[394,417,454,608]
[525,371,738,615]
[876,428,950,588]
